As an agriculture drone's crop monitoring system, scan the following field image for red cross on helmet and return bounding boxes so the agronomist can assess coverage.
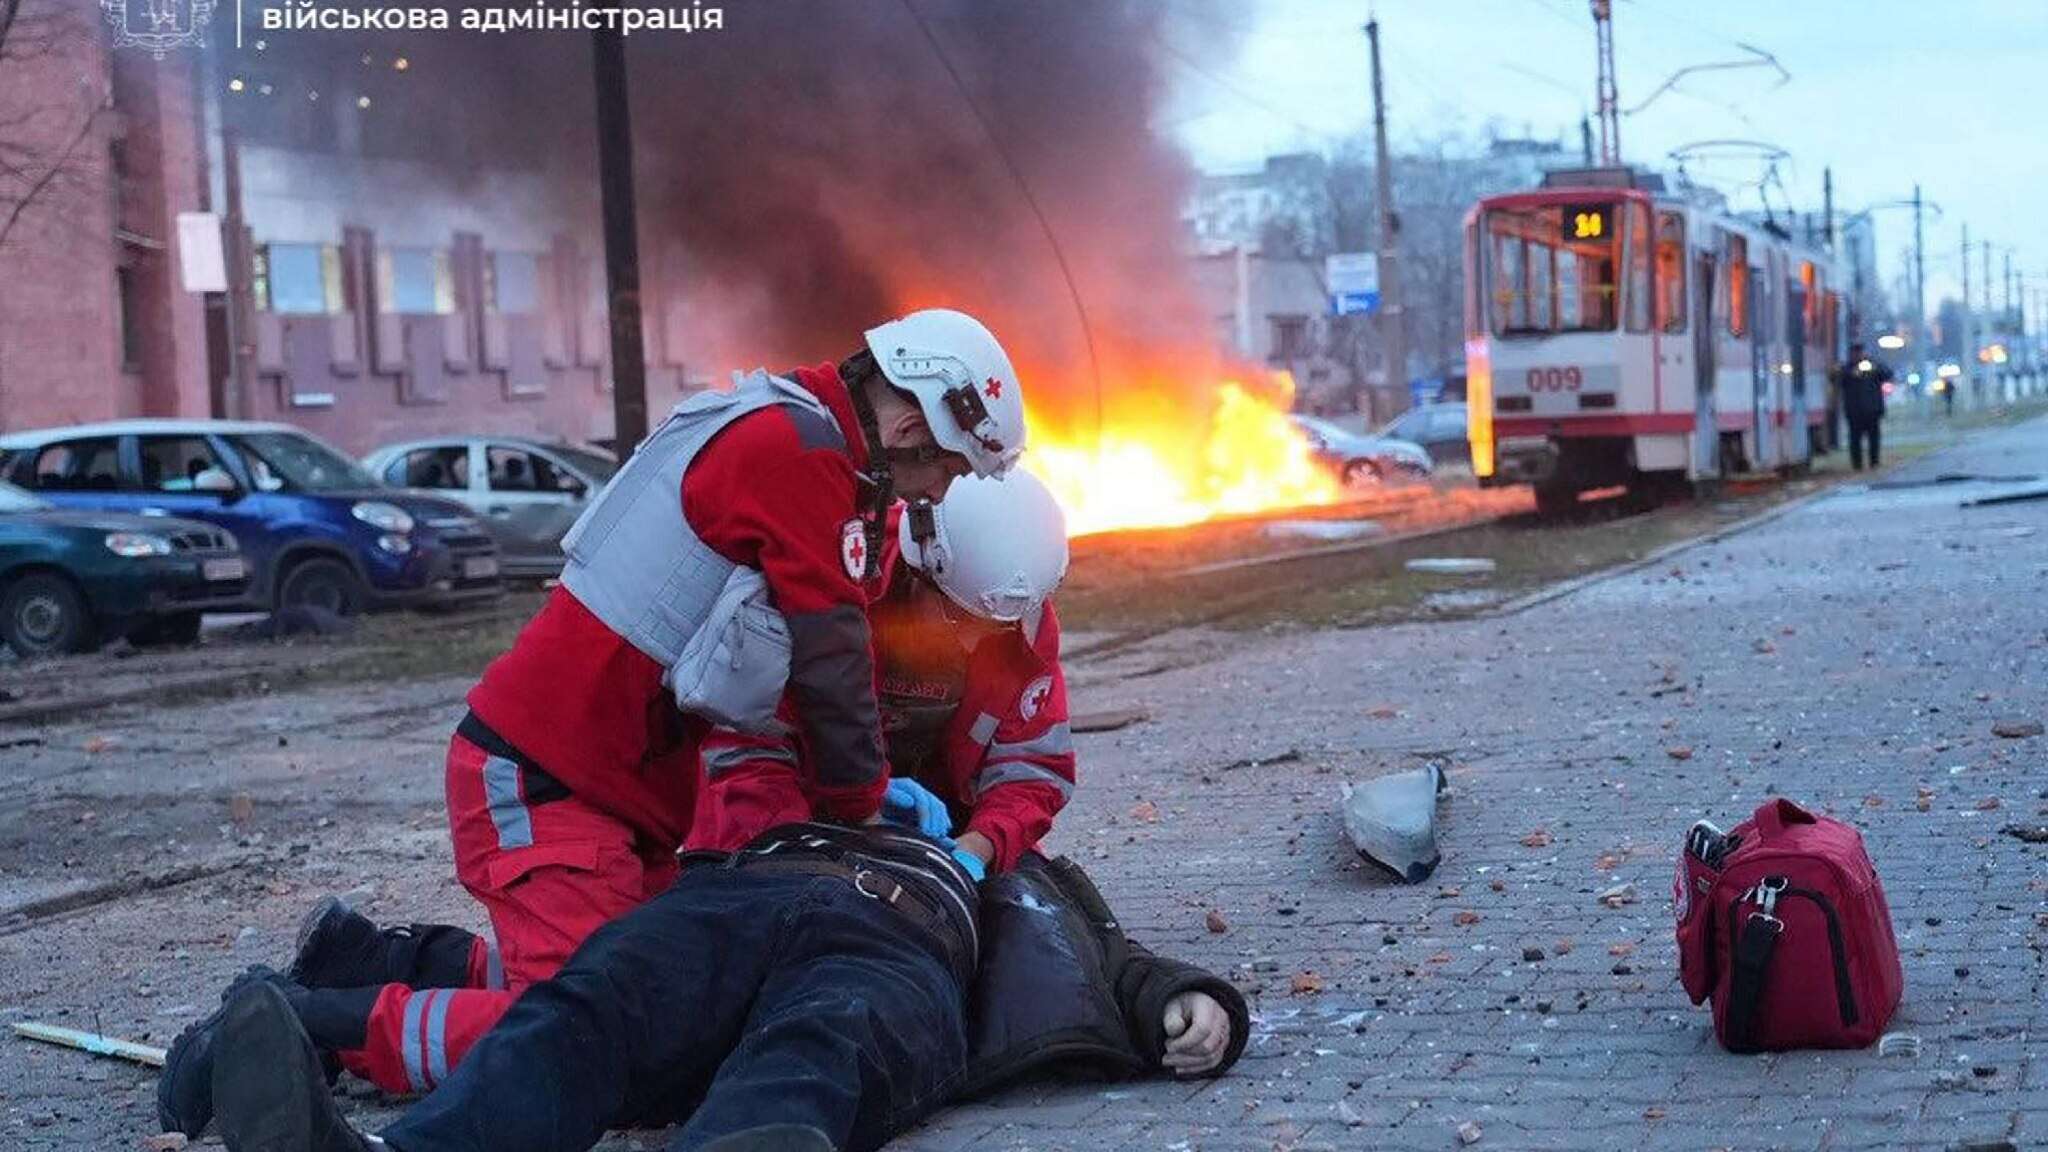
[863,309,1027,478]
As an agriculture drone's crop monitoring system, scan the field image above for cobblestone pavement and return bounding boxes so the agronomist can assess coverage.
[4,419,2045,1151]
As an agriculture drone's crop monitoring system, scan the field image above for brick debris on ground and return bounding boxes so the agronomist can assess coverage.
[4,420,2046,1152]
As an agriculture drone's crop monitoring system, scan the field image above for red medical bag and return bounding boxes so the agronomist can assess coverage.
[1675,798,1903,1051]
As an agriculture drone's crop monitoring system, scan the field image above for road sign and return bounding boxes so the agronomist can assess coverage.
[1327,252,1379,316]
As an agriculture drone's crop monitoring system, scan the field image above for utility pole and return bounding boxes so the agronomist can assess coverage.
[221,129,253,421]
[1961,223,1974,402]
[1590,0,1620,165]
[2002,248,2013,329]
[1822,168,1834,253]
[1579,116,1594,166]
[592,29,650,456]
[1365,17,1406,409]
[1982,240,1993,343]
[1912,185,1927,376]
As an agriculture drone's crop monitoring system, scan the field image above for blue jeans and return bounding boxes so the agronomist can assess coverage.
[382,864,969,1152]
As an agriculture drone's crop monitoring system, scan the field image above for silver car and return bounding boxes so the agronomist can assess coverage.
[362,437,615,578]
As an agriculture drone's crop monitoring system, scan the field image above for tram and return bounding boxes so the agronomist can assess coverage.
[1463,167,1841,514]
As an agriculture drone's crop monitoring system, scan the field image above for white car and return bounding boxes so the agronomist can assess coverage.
[362,437,616,578]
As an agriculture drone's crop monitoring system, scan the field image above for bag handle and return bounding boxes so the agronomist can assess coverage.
[1724,910,1783,1052]
[1752,798,1815,840]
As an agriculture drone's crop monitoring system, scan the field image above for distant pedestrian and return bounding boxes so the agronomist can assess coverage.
[1834,343,1893,470]
[1942,375,1956,418]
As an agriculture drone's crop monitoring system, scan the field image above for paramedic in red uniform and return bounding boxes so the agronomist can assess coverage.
[157,309,1031,1135]
[690,468,1075,879]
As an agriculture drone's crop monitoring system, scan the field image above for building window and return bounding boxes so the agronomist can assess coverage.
[487,251,541,312]
[1270,314,1310,361]
[260,243,344,314]
[377,248,454,314]
[116,265,143,370]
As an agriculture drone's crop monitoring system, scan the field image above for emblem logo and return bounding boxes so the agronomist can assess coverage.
[840,520,868,581]
[101,0,217,57]
[1018,674,1054,722]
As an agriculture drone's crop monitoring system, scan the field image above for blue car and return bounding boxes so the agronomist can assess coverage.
[0,420,502,616]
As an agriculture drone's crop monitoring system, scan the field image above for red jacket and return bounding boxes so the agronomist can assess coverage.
[687,514,1075,872]
[466,364,889,850]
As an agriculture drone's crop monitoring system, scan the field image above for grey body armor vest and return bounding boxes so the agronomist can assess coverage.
[560,370,836,733]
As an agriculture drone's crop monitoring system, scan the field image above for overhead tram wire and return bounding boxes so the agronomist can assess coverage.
[895,0,1106,456]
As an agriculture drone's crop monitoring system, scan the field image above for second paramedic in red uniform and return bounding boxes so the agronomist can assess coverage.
[689,470,1075,878]
[156,309,1032,1134]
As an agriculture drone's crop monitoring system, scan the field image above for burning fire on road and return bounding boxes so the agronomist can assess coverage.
[1022,370,1340,537]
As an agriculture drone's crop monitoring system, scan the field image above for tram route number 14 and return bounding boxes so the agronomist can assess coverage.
[1526,366,1583,392]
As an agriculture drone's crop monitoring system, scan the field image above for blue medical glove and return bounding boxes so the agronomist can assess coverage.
[881,777,953,840]
[950,846,987,882]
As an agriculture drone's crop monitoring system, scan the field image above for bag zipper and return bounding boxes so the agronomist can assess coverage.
[1780,886,1858,1027]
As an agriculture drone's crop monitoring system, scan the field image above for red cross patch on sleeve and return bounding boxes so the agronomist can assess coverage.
[841,519,869,581]
[1018,674,1054,722]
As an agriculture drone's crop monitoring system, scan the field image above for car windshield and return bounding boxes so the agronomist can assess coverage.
[550,445,618,483]
[1293,416,1348,442]
[0,480,50,512]
[1376,412,1420,439]
[231,432,378,493]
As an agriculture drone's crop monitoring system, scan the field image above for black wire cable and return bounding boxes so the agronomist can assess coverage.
[895,0,1106,456]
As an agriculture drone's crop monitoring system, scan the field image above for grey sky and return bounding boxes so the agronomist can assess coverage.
[1168,0,2048,312]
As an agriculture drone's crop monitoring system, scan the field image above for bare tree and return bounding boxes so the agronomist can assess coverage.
[0,0,107,250]
[1242,130,1569,413]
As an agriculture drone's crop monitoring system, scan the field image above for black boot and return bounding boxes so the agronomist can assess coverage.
[211,981,380,1152]
[291,896,480,989]
[159,969,371,1138]
[697,1126,836,1152]
[158,967,291,1137]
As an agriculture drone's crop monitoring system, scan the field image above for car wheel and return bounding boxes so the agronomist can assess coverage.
[1341,459,1381,487]
[130,611,203,648]
[276,557,364,617]
[1,572,99,657]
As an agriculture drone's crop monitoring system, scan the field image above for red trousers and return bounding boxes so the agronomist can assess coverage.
[338,731,678,1095]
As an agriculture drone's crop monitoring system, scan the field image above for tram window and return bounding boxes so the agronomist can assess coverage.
[1726,235,1750,338]
[1534,243,1558,329]
[1655,213,1686,333]
[1623,203,1653,333]
[1801,264,1824,346]
[1484,203,1617,335]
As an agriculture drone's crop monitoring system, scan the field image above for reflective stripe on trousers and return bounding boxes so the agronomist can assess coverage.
[401,989,456,1093]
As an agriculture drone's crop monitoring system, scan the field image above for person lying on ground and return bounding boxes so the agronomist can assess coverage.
[195,822,1248,1152]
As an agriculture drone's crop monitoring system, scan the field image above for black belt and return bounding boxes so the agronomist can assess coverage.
[458,711,571,806]
[684,843,978,983]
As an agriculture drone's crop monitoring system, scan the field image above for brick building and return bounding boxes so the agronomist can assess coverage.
[0,2,213,433]
[0,5,705,454]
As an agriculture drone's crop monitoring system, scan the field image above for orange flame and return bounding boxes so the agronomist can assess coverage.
[1024,370,1341,537]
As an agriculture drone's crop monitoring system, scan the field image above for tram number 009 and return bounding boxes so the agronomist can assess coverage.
[1525,366,1583,392]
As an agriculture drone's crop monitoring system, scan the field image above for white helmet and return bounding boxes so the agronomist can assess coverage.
[864,309,1026,478]
[899,471,1068,623]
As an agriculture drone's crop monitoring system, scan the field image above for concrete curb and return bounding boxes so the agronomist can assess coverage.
[1484,484,1838,618]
